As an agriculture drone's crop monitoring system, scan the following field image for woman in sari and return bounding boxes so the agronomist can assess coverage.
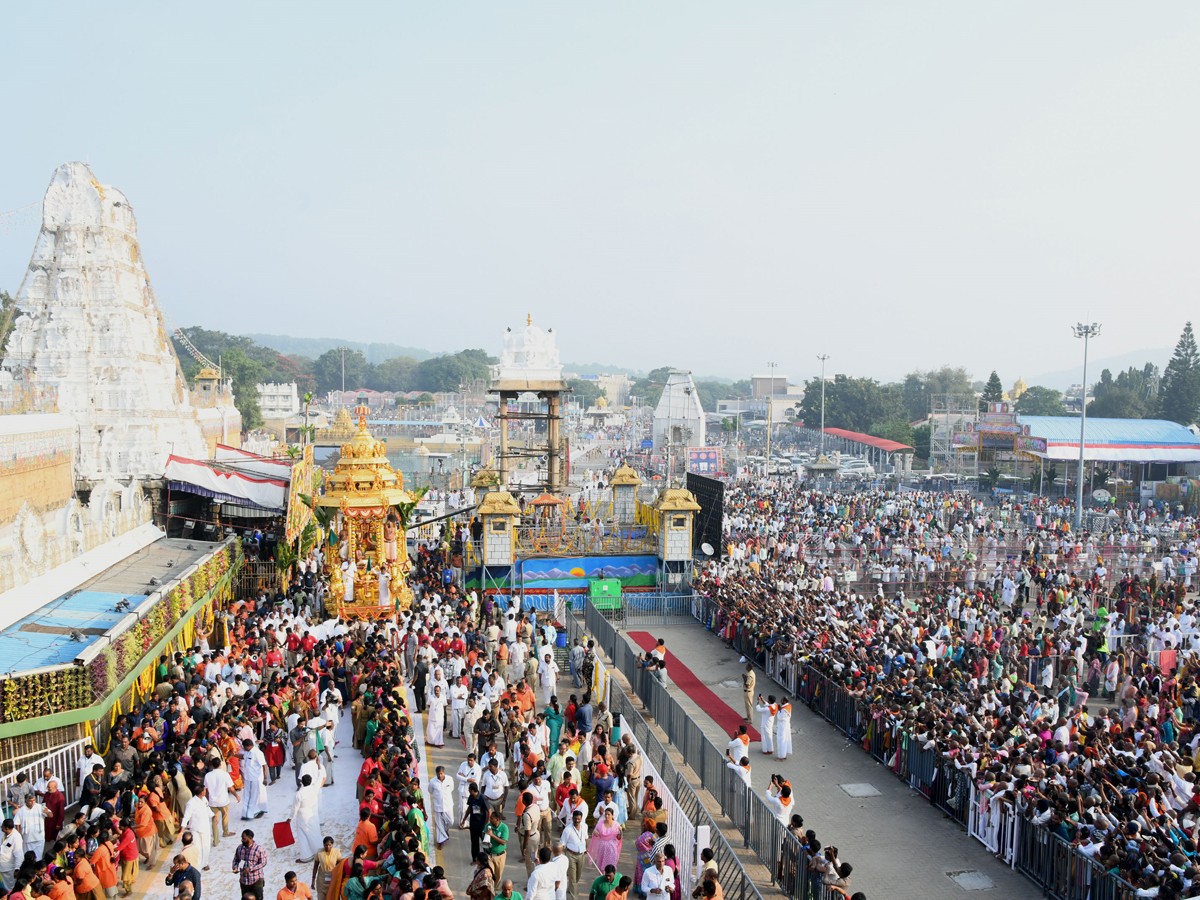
[407,796,430,859]
[634,826,656,887]
[588,807,622,873]
[640,787,659,834]
[544,698,564,751]
[466,852,496,900]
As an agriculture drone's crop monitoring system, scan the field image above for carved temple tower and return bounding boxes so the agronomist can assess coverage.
[0,163,235,483]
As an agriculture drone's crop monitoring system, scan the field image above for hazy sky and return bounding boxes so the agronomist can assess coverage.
[2,3,1198,385]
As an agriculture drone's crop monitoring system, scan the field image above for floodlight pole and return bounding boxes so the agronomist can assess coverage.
[765,362,777,472]
[817,354,830,455]
[1072,323,1100,533]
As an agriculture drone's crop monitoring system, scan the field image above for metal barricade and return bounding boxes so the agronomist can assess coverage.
[564,608,767,900]
[0,736,91,814]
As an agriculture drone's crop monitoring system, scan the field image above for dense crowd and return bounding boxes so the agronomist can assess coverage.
[0,532,731,900]
[703,473,1200,898]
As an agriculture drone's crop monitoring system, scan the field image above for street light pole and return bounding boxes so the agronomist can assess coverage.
[765,361,777,472]
[1072,323,1101,533]
[817,354,830,455]
[340,346,346,404]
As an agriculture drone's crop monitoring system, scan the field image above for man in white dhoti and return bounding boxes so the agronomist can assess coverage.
[426,684,447,748]
[457,754,482,811]
[755,695,776,755]
[378,567,391,607]
[239,739,269,819]
[774,698,793,761]
[449,678,468,738]
[291,773,323,863]
[430,765,455,848]
[537,652,559,706]
[179,785,214,869]
[12,794,48,860]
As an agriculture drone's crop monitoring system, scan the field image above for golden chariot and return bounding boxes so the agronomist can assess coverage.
[318,404,416,617]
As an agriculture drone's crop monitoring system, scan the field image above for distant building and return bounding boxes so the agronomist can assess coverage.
[257,381,301,419]
[595,373,632,407]
[752,373,789,399]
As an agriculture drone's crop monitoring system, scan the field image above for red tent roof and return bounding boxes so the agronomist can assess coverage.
[823,427,914,453]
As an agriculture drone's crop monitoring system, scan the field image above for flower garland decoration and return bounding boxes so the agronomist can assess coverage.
[0,541,242,724]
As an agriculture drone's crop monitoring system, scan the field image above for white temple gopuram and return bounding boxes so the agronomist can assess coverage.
[0,162,238,483]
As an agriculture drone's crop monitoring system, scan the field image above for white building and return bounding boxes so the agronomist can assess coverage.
[257,381,301,419]
[652,370,706,452]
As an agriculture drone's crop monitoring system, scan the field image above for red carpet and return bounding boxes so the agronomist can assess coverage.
[628,631,760,742]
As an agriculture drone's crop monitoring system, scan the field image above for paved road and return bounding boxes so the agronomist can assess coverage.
[631,621,1038,900]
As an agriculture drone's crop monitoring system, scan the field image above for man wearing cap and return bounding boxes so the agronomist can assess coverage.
[517,791,541,876]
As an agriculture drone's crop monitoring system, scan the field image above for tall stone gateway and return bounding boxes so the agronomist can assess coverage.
[1,162,214,481]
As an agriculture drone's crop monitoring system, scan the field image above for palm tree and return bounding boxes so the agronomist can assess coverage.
[302,392,314,445]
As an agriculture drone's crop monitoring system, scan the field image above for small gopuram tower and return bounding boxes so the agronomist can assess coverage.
[609,462,642,528]
[653,487,701,591]
[477,489,522,568]
[489,316,568,495]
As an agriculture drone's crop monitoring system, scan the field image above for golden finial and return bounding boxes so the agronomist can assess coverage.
[527,313,532,326]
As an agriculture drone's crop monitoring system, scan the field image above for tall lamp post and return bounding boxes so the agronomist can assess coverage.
[1072,323,1100,533]
[765,361,778,470]
[817,353,830,455]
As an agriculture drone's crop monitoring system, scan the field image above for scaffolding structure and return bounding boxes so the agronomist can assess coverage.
[930,394,978,475]
[493,393,567,496]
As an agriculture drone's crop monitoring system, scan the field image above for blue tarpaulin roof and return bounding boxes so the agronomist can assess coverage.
[1018,416,1200,462]
[0,591,140,675]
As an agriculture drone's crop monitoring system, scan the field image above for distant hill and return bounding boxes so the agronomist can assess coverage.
[247,334,436,363]
[249,332,653,376]
[1029,348,1170,390]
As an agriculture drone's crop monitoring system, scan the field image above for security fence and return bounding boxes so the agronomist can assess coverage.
[563,609,769,900]
[574,600,851,900]
[687,593,1141,899]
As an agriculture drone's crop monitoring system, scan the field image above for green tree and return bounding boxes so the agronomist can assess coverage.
[171,327,300,387]
[798,374,903,433]
[313,348,368,394]
[370,356,417,392]
[1014,385,1067,416]
[0,291,16,358]
[869,418,915,448]
[912,423,931,461]
[693,379,745,413]
[899,366,974,422]
[1088,363,1159,419]
[221,347,265,430]
[980,370,1004,411]
[411,349,493,393]
[1158,322,1200,425]
[629,367,673,408]
[566,378,604,407]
